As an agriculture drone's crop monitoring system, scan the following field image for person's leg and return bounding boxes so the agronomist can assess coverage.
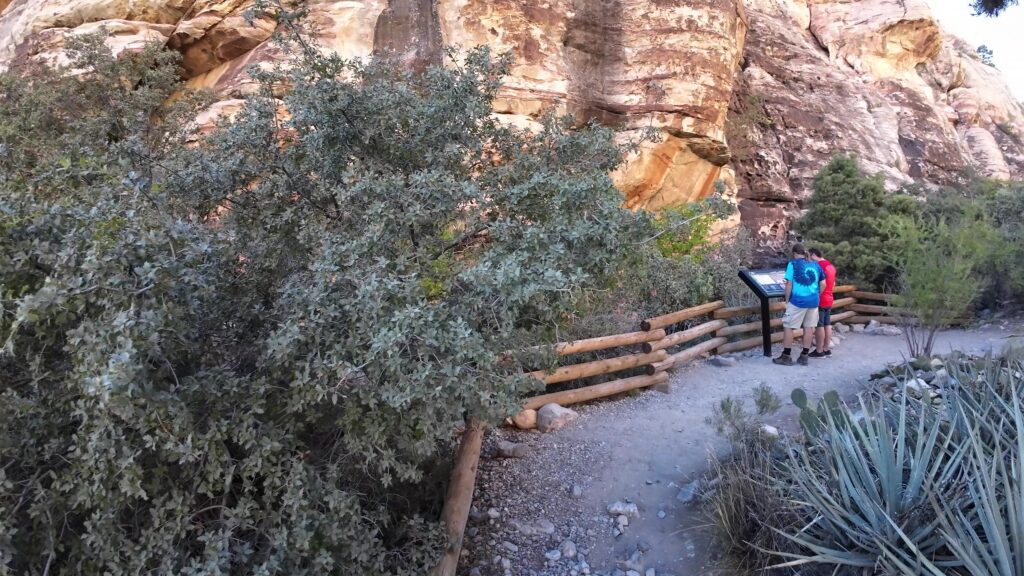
[798,307,818,365]
[811,307,830,357]
[815,326,825,353]
[775,304,802,365]
[825,325,833,355]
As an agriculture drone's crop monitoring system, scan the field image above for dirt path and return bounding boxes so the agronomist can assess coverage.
[458,321,1024,576]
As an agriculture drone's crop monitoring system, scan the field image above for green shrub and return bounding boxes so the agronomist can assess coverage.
[0,25,648,576]
[794,155,917,289]
[886,214,996,357]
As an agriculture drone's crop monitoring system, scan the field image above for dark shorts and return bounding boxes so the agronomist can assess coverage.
[817,307,832,328]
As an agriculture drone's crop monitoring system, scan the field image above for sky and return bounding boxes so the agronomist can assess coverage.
[925,0,1024,101]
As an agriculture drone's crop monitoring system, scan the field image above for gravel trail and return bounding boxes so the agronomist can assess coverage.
[458,321,1024,576]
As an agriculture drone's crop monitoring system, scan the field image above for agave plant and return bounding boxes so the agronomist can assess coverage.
[769,391,965,574]
[935,363,1024,576]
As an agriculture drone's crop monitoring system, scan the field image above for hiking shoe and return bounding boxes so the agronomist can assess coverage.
[808,350,827,359]
[773,354,793,366]
[824,350,833,358]
[797,353,809,366]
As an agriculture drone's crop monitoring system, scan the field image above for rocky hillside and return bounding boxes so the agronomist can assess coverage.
[1,0,1021,244]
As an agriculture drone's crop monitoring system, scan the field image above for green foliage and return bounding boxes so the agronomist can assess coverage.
[0,24,649,576]
[973,0,1018,16]
[725,91,772,162]
[886,213,995,357]
[790,388,845,440]
[754,383,781,415]
[707,353,1024,575]
[794,155,917,289]
[978,44,996,66]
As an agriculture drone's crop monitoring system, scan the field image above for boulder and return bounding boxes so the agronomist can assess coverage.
[511,409,537,430]
[536,403,578,433]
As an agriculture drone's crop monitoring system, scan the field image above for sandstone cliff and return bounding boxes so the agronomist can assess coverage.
[1,0,1021,245]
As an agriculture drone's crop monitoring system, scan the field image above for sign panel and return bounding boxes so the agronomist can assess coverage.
[740,268,788,298]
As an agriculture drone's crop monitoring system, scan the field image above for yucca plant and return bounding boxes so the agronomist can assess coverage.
[935,363,1024,576]
[770,391,965,573]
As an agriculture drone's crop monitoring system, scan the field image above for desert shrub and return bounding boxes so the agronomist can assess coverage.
[886,213,996,357]
[794,155,918,289]
[0,24,648,576]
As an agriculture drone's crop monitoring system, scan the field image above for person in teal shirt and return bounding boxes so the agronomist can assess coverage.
[774,244,825,366]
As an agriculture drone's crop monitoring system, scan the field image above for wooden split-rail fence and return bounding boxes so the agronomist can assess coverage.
[431,285,930,575]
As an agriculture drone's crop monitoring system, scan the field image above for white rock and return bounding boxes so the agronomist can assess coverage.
[646,569,656,576]
[905,378,933,398]
[616,514,629,527]
[496,440,530,458]
[536,403,579,433]
[502,541,518,553]
[607,501,640,518]
[760,424,780,437]
[487,507,501,519]
[852,323,866,333]
[559,540,578,559]
[512,409,537,429]
[510,518,555,536]
[709,355,738,367]
[544,549,562,561]
[835,323,850,334]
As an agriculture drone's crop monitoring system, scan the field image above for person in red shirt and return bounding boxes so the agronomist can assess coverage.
[809,248,836,358]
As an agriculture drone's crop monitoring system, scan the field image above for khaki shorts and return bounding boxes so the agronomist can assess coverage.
[782,303,819,329]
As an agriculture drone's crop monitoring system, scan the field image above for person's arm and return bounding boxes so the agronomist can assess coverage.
[819,279,826,294]
[784,262,794,302]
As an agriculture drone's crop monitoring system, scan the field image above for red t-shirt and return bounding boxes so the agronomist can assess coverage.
[818,259,837,307]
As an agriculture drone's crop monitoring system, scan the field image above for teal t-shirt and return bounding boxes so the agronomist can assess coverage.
[785,259,824,308]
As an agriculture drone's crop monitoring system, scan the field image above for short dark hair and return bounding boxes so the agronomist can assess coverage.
[809,247,823,258]
[792,243,808,256]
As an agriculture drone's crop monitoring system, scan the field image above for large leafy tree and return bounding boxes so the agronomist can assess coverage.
[0,25,644,576]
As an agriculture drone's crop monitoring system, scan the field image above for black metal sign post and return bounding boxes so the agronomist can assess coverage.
[738,268,788,357]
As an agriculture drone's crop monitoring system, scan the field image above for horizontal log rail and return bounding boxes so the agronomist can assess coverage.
[521,372,670,411]
[641,301,724,331]
[714,301,787,320]
[830,297,855,309]
[528,350,668,385]
[716,317,783,337]
[666,336,728,367]
[849,290,893,302]
[833,285,856,294]
[849,303,901,315]
[847,315,968,326]
[830,310,856,323]
[717,329,804,355]
[644,320,728,352]
[550,329,667,356]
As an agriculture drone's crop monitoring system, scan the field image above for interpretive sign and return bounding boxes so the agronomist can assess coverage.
[738,268,788,356]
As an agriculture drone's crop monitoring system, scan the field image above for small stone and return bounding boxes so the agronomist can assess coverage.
[502,541,518,553]
[512,409,537,429]
[868,319,880,330]
[536,403,579,433]
[626,571,641,576]
[496,440,530,458]
[571,485,584,498]
[612,528,622,537]
[835,323,850,334]
[919,371,936,383]
[510,518,555,536]
[852,323,866,333]
[607,501,640,518]
[545,549,562,561]
[501,557,511,570]
[487,507,501,520]
[646,569,656,576]
[933,368,950,387]
[469,507,487,523]
[676,479,701,504]
[931,357,944,369]
[616,514,629,527]
[877,375,898,387]
[709,355,738,367]
[469,568,482,576]
[760,424,780,437]
[657,510,666,519]
[560,540,578,559]
[636,540,651,553]
[905,378,933,398]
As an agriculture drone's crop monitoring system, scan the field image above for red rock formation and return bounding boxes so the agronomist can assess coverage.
[0,0,1020,243]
